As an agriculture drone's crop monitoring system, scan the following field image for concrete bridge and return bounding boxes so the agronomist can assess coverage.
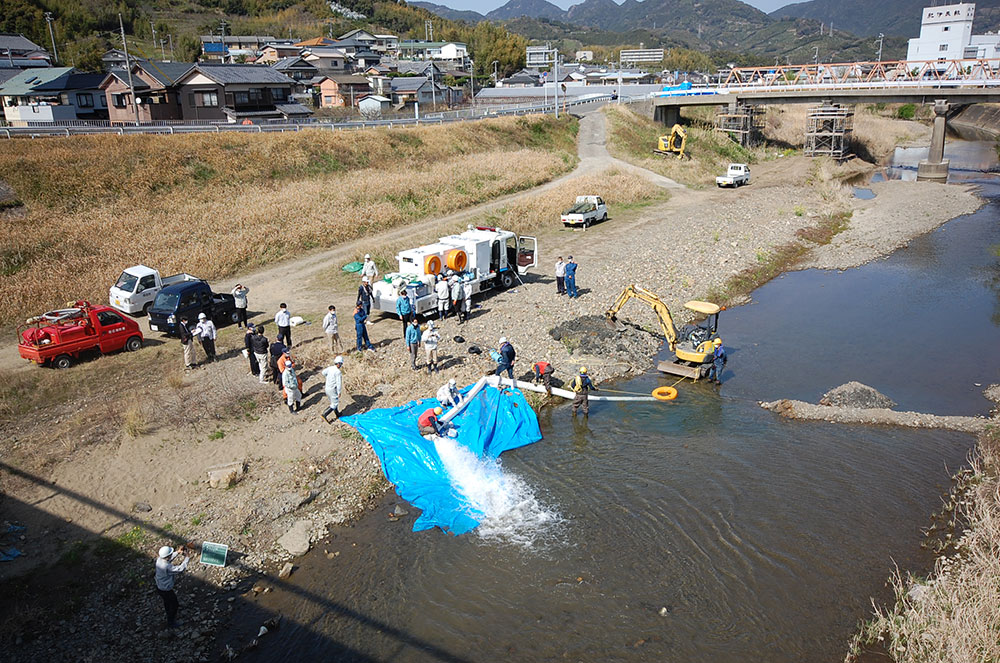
[652,58,1000,181]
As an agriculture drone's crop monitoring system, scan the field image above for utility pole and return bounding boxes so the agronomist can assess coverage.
[470,58,475,107]
[168,34,174,59]
[119,13,140,125]
[876,33,885,62]
[430,62,436,109]
[218,19,228,63]
[160,38,166,60]
[554,49,559,119]
[149,20,157,56]
[425,19,433,43]
[44,12,59,65]
[813,46,819,65]
[491,60,498,84]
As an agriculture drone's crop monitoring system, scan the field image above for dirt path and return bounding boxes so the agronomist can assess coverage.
[231,110,681,320]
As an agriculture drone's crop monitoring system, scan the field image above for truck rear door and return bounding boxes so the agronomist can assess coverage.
[517,236,537,274]
[95,309,128,352]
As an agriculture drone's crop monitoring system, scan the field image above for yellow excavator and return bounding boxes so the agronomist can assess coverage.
[653,123,687,159]
[605,284,723,380]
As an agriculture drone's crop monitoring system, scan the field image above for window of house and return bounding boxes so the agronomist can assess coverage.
[233,91,249,105]
[192,91,218,107]
[323,95,334,104]
[248,88,265,104]
[59,93,69,105]
[112,93,127,108]
[939,44,949,51]
[271,87,288,103]
[77,92,94,108]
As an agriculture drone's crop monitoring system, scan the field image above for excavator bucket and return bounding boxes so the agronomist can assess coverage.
[604,313,627,332]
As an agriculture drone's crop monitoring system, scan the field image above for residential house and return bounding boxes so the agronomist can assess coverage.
[272,56,319,88]
[0,34,54,69]
[499,69,539,87]
[338,29,377,48]
[101,49,145,71]
[302,47,349,72]
[257,43,304,64]
[350,49,382,71]
[0,68,107,125]
[175,64,309,122]
[315,74,372,107]
[389,76,445,107]
[199,35,276,62]
[394,60,444,77]
[398,41,468,62]
[357,94,390,116]
[373,35,399,55]
[295,37,338,48]
[101,60,193,124]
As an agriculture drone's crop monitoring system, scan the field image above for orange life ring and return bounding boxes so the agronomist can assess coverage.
[652,386,678,401]
[446,249,468,271]
[424,255,442,275]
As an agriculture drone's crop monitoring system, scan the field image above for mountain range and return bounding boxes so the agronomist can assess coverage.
[412,0,1000,38]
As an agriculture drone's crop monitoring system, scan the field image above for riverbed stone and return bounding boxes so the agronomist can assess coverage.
[819,382,896,409]
[276,519,312,556]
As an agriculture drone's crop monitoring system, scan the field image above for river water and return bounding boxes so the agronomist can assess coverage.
[226,143,1000,662]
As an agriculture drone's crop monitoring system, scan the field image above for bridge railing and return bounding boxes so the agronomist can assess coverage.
[720,58,1000,90]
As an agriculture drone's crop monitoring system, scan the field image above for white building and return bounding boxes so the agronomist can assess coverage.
[906,3,1000,63]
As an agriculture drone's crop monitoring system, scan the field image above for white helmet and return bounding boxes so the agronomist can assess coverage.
[198,312,207,320]
[498,336,507,344]
[364,253,371,259]
[449,378,456,386]
[362,276,369,283]
[158,546,173,559]
[333,355,343,365]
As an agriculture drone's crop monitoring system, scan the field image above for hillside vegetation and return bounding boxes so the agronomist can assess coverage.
[0,115,578,324]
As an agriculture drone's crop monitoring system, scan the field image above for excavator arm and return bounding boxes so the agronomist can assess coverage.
[605,284,678,350]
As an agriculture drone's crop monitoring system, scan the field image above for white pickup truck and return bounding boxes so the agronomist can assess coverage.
[561,195,607,228]
[716,163,751,188]
[109,265,200,316]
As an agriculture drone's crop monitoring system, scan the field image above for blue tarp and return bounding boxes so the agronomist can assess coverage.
[342,384,542,535]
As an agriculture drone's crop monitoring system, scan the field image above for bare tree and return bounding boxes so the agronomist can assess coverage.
[359,104,382,121]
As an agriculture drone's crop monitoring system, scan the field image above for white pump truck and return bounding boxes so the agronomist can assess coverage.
[371,226,538,317]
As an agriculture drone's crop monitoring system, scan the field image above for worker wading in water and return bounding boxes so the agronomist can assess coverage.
[707,337,727,384]
[570,367,598,416]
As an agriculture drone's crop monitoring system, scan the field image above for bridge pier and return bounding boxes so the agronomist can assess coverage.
[654,104,681,127]
[917,100,950,182]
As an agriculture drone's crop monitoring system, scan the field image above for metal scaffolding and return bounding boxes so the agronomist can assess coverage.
[804,103,854,158]
[714,103,765,147]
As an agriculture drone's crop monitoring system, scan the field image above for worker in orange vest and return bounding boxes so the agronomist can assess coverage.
[532,360,554,396]
[418,406,443,436]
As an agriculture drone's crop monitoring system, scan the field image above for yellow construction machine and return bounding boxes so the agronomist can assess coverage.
[653,123,687,159]
[605,284,722,380]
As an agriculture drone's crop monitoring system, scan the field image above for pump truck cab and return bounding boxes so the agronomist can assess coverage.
[371,226,537,317]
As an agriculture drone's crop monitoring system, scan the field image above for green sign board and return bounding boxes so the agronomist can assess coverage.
[200,541,228,567]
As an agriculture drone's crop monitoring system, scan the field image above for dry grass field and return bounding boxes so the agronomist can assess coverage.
[604,105,759,187]
[0,115,579,325]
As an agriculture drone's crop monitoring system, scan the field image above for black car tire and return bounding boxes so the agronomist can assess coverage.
[53,354,72,370]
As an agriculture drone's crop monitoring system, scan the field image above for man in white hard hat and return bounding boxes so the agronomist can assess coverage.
[194,311,217,362]
[437,377,462,409]
[321,355,344,423]
[361,253,378,283]
[154,544,189,628]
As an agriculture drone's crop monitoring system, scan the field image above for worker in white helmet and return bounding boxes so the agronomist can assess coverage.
[154,544,190,628]
[437,378,463,409]
[361,253,378,282]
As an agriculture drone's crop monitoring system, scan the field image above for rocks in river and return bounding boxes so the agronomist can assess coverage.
[819,382,896,409]
[276,519,312,556]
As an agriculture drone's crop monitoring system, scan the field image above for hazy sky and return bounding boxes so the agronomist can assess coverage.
[438,0,794,15]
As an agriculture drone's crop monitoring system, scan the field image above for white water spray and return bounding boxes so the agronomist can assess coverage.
[433,435,560,547]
